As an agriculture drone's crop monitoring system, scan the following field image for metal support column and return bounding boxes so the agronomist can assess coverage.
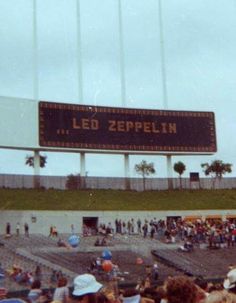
[80,152,86,189]
[167,155,173,190]
[33,150,40,189]
[124,153,130,190]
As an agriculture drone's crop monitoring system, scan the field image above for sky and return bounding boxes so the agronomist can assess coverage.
[0,0,236,178]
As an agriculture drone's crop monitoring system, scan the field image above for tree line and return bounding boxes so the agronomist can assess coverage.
[24,154,232,190]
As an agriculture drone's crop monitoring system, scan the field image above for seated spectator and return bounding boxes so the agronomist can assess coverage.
[101,237,107,246]
[122,288,141,303]
[194,276,209,297]
[50,269,58,284]
[164,275,205,303]
[28,280,42,303]
[57,238,68,248]
[53,276,69,303]
[52,226,58,237]
[0,287,7,299]
[35,265,42,282]
[72,273,103,302]
[0,262,5,279]
[9,264,23,281]
[204,290,236,303]
[224,268,236,294]
[95,238,101,246]
[122,288,154,303]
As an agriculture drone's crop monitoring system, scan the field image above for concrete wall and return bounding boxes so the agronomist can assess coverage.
[1,209,236,236]
[1,174,236,190]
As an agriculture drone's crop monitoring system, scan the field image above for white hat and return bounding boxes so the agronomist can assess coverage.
[72,274,103,296]
[224,269,236,289]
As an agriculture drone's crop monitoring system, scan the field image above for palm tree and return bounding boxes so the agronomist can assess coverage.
[25,154,47,168]
[25,154,47,189]
[173,161,186,189]
[135,160,155,191]
[201,160,232,188]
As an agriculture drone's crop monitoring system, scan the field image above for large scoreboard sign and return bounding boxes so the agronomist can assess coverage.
[39,101,217,154]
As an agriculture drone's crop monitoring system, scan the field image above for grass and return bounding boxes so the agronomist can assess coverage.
[0,188,236,210]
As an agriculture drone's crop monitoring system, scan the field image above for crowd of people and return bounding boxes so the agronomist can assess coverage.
[5,216,236,250]
[95,216,236,249]
[2,217,236,302]
[5,222,30,238]
[2,269,236,303]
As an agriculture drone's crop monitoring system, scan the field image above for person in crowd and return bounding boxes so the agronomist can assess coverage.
[164,275,206,303]
[152,262,159,281]
[57,238,69,248]
[53,276,69,303]
[27,280,42,303]
[204,290,236,303]
[34,265,42,282]
[16,222,20,236]
[5,222,11,238]
[71,224,75,234]
[24,222,29,237]
[224,268,236,294]
[194,276,210,297]
[72,273,103,303]
[121,288,154,303]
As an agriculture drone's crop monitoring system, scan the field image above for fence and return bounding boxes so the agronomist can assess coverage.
[0,174,236,190]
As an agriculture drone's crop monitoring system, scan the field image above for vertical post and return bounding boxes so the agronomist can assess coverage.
[118,0,126,108]
[80,152,86,189]
[118,0,131,188]
[167,155,173,190]
[34,150,40,189]
[76,0,84,104]
[76,0,85,188]
[33,2,40,189]
[158,0,173,189]
[158,0,168,109]
[124,154,130,190]
[33,0,38,101]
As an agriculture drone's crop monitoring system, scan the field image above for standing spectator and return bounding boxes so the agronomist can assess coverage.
[16,222,20,237]
[131,218,135,234]
[137,218,142,234]
[142,223,148,238]
[71,224,75,234]
[127,220,132,235]
[5,222,11,237]
[53,277,69,303]
[24,222,29,237]
[122,221,126,234]
[150,225,155,240]
[115,219,119,234]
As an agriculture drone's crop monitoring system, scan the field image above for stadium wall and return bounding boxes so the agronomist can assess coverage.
[0,174,236,190]
[1,209,236,235]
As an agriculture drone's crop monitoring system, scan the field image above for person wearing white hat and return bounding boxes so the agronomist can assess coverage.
[224,269,236,293]
[72,274,103,303]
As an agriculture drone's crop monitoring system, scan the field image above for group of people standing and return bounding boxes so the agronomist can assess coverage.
[5,222,29,237]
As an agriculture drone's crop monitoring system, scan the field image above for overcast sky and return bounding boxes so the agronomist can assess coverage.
[0,0,236,178]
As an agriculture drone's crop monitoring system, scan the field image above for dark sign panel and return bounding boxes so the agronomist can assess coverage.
[39,101,217,153]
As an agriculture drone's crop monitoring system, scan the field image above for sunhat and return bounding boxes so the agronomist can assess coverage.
[224,268,236,289]
[72,274,103,296]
